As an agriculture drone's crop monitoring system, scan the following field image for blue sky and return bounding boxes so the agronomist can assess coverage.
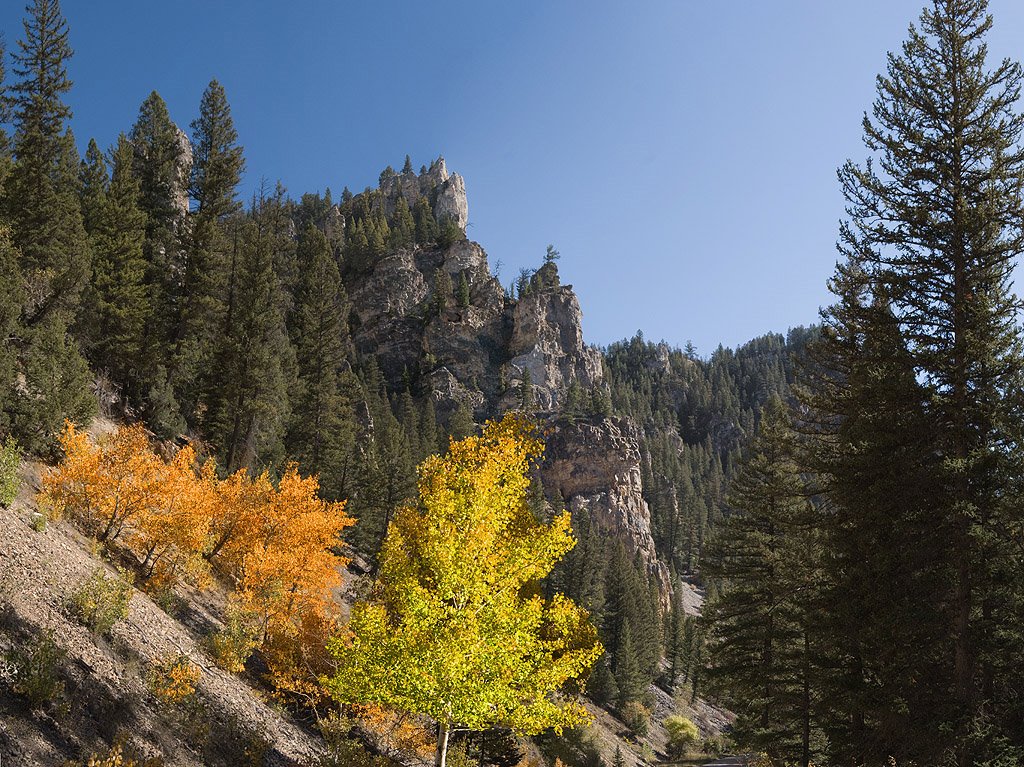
[3,2,1024,354]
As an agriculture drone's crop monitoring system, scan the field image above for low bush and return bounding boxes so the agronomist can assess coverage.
[0,436,19,507]
[664,715,700,758]
[70,566,134,636]
[147,653,200,705]
[4,629,66,709]
[209,604,259,673]
[620,699,650,737]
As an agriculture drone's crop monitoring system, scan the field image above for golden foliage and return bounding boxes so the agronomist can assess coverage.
[83,744,141,767]
[326,412,603,741]
[356,704,436,761]
[147,653,200,705]
[41,422,354,707]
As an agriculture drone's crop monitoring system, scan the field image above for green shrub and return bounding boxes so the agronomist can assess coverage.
[664,715,700,758]
[70,566,134,636]
[209,605,260,672]
[0,436,20,507]
[700,733,731,756]
[620,700,650,737]
[5,629,66,708]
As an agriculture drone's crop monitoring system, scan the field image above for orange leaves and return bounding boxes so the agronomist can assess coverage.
[40,423,354,704]
[42,423,162,543]
[231,466,352,641]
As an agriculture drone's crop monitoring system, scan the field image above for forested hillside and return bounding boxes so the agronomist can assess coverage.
[0,1,799,765]
[4,0,1024,766]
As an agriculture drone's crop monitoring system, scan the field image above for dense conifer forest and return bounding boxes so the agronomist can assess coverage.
[2,0,1024,766]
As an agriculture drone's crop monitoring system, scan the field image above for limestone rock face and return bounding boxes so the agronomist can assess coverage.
[541,416,670,593]
[345,240,511,419]
[347,248,431,383]
[434,172,468,229]
[172,125,193,220]
[378,156,469,230]
[500,265,604,412]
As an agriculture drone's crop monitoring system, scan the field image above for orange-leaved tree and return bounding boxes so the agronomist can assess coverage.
[324,412,602,767]
[131,446,215,588]
[42,423,163,544]
[224,466,353,705]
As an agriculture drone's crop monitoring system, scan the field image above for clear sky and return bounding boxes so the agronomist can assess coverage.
[3,1,1024,355]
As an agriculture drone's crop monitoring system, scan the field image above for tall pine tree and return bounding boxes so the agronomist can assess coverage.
[5,0,94,447]
[287,223,358,498]
[173,78,244,421]
[825,1,1024,759]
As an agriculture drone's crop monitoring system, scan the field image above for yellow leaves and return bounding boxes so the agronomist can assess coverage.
[42,423,162,542]
[326,412,602,737]
[147,653,200,705]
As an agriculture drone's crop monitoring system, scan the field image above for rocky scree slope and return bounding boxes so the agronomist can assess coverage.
[0,456,322,766]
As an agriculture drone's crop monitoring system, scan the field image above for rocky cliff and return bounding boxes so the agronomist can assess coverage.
[343,162,669,599]
[541,416,670,594]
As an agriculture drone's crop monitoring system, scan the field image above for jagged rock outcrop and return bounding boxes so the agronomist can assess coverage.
[344,164,668,595]
[499,263,604,412]
[541,416,670,594]
[172,125,193,220]
[379,156,469,230]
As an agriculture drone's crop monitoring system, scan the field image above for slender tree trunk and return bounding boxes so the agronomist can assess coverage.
[802,628,811,767]
[435,721,450,767]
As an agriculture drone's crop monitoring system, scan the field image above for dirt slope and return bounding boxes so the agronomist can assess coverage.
[0,460,324,766]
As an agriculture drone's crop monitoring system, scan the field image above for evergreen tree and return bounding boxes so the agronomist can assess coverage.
[612,746,624,767]
[287,223,357,497]
[447,402,476,442]
[206,192,292,472]
[174,78,244,419]
[7,0,90,320]
[414,195,438,244]
[129,90,186,386]
[433,267,452,317]
[803,291,946,764]
[456,271,470,309]
[0,225,24,435]
[518,369,534,411]
[79,135,149,398]
[818,1,1024,759]
[4,0,94,448]
[390,195,415,249]
[704,398,822,766]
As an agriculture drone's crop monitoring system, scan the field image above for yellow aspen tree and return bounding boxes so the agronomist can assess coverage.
[324,413,602,767]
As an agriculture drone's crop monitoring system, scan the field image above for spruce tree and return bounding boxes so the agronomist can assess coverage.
[80,135,149,398]
[129,90,186,384]
[821,1,1024,759]
[704,397,822,766]
[414,195,438,244]
[174,78,244,420]
[518,369,534,411]
[0,225,24,435]
[287,223,357,496]
[4,0,94,448]
[803,291,946,764]
[390,195,415,249]
[447,402,476,442]
[7,0,90,318]
[206,193,292,472]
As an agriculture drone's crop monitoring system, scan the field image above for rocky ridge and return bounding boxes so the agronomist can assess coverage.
[342,162,675,602]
